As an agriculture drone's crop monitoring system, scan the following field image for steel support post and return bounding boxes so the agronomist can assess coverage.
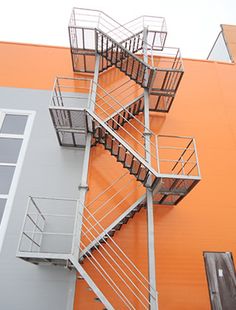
[143,27,158,310]
[73,54,100,259]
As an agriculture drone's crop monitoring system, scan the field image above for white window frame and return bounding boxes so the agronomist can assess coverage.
[0,109,35,252]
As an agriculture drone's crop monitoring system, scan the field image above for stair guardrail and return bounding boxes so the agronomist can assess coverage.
[17,194,157,309]
[50,77,201,181]
[78,200,157,309]
[82,172,145,242]
[69,8,166,50]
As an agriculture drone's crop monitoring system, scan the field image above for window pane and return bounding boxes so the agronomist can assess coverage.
[1,115,28,134]
[0,199,6,224]
[0,166,15,194]
[0,138,23,163]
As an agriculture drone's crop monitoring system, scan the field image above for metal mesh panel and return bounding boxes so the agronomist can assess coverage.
[59,132,87,148]
[153,177,199,205]
[50,108,86,131]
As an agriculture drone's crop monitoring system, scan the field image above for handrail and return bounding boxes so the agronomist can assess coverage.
[69,7,134,43]
[97,78,143,108]
[155,135,200,177]
[81,218,150,309]
[86,171,129,207]
[80,238,135,309]
[50,77,200,179]
[86,176,137,219]
[90,81,160,170]
[79,200,157,300]
[80,204,154,308]
[83,180,143,237]
[69,7,173,68]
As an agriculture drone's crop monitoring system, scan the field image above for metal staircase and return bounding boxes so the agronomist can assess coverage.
[46,68,201,307]
[69,8,183,113]
[17,8,201,310]
[87,109,160,189]
[96,29,156,88]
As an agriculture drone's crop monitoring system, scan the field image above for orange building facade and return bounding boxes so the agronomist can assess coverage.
[1,8,236,310]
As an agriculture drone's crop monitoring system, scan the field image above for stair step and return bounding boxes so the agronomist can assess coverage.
[94,297,102,302]
[87,251,92,257]
[122,217,129,224]
[96,29,154,88]
[89,111,158,189]
[77,275,84,280]
[108,230,116,237]
[114,223,122,230]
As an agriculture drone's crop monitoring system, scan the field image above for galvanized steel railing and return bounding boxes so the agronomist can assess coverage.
[50,77,201,179]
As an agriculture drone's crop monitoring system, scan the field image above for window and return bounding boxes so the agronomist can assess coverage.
[0,110,34,249]
[1,114,28,135]
[0,199,6,225]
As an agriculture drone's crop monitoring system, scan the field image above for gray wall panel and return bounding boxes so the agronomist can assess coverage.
[0,87,85,310]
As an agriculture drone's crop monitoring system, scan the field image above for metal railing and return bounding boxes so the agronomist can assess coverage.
[69,7,134,44]
[69,8,166,47]
[80,219,149,309]
[122,15,167,35]
[154,135,201,178]
[122,15,167,49]
[68,8,176,72]
[18,197,78,255]
[78,199,156,309]
[51,77,92,108]
[90,80,160,170]
[49,77,158,168]
[50,77,201,180]
[17,195,157,309]
[68,8,182,68]
[81,171,145,241]
[148,46,183,71]
[98,74,143,108]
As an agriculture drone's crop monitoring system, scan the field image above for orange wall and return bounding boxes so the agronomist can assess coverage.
[1,42,236,309]
[0,42,92,89]
[77,59,236,309]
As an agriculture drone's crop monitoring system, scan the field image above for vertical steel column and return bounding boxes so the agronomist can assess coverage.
[143,27,158,310]
[73,54,100,259]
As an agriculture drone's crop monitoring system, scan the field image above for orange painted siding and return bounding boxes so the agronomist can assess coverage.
[0,42,92,89]
[75,59,236,309]
[1,42,236,309]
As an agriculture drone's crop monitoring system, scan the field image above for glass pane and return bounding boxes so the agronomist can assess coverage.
[0,138,23,163]
[0,166,15,194]
[0,198,6,224]
[1,114,28,134]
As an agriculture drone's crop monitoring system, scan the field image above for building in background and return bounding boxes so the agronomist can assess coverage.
[207,24,236,62]
[0,7,236,310]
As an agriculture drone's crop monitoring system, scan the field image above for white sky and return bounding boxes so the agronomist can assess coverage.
[0,0,235,59]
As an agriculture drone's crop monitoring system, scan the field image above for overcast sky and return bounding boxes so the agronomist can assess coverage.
[0,0,235,59]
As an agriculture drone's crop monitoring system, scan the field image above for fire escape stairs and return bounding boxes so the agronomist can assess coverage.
[79,194,146,262]
[96,28,156,89]
[118,30,144,54]
[16,9,200,310]
[103,94,144,129]
[87,109,160,189]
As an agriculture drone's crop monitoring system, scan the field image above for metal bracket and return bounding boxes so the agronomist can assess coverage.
[78,184,89,191]
[143,131,153,137]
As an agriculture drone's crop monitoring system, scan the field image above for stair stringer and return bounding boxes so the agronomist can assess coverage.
[95,28,156,89]
[86,109,161,189]
[103,94,144,130]
[79,193,147,261]
[69,255,114,310]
